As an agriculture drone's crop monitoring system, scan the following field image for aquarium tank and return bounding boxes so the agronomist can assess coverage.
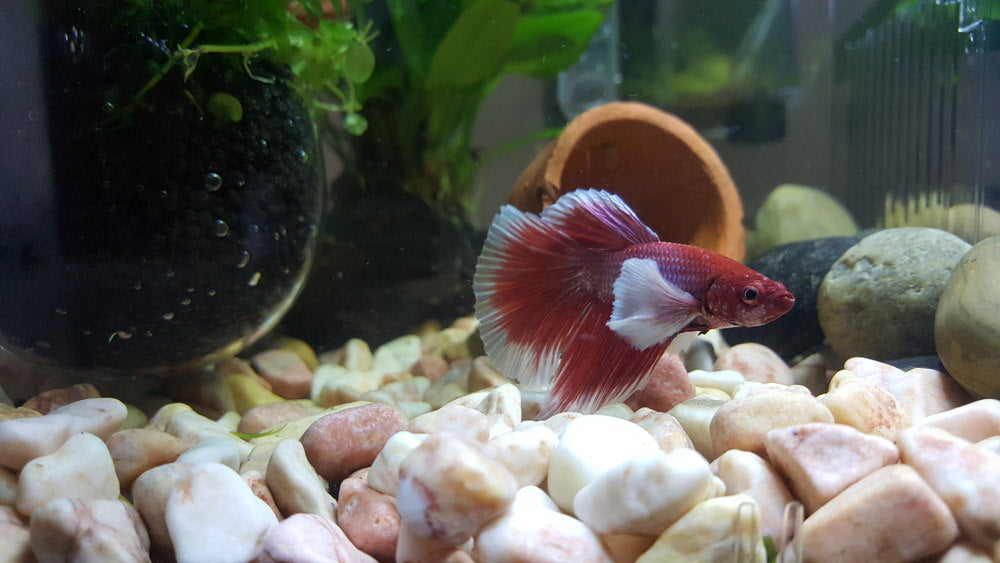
[1,0,998,561]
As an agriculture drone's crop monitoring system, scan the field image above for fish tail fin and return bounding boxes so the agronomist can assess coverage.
[473,203,586,390]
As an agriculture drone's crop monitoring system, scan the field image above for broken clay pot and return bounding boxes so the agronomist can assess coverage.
[508,102,745,261]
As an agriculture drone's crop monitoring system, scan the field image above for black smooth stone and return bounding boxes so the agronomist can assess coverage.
[723,236,861,361]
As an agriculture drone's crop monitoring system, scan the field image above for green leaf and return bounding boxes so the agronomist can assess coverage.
[503,9,605,77]
[425,0,520,89]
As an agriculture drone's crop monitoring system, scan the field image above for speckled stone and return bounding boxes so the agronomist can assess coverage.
[713,343,792,385]
[726,237,860,360]
[624,353,695,413]
[29,499,150,563]
[710,449,795,539]
[337,468,400,562]
[258,513,376,563]
[935,236,1000,397]
[709,389,834,458]
[818,227,970,361]
[105,428,187,489]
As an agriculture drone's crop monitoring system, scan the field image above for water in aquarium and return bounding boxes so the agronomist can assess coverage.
[1,1,998,561]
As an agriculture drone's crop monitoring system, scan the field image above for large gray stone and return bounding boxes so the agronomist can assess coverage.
[935,236,1000,397]
[818,228,970,361]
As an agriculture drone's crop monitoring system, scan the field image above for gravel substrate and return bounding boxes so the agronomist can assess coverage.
[0,319,998,562]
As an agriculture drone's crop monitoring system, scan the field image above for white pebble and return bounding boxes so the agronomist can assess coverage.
[483,423,559,488]
[574,448,714,536]
[475,486,612,562]
[367,431,427,496]
[265,439,336,521]
[547,415,660,512]
[0,398,127,471]
[17,432,119,517]
[165,462,277,563]
[175,436,242,470]
[29,499,150,563]
[258,513,376,563]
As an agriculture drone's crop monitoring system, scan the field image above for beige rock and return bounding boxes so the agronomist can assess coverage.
[373,335,422,378]
[914,399,1000,442]
[668,398,726,459]
[258,513,377,563]
[396,431,517,545]
[273,336,320,371]
[845,357,972,419]
[474,486,612,562]
[714,343,793,385]
[300,402,406,482]
[819,370,912,440]
[0,505,32,563]
[594,403,634,419]
[395,523,475,563]
[266,439,336,520]
[709,389,834,458]
[17,432,120,517]
[311,364,381,407]
[368,431,427,496]
[602,534,656,563]
[0,404,41,423]
[636,494,766,562]
[693,387,731,401]
[541,411,582,436]
[938,541,995,563]
[380,378,430,403]
[898,425,1000,546]
[625,353,695,413]
[29,499,150,563]
[935,235,1000,397]
[106,428,187,489]
[574,449,715,536]
[251,349,313,400]
[176,436,242,470]
[424,383,470,410]
[468,356,512,392]
[800,464,958,562]
[225,373,285,413]
[630,408,693,453]
[751,183,857,257]
[482,423,558,488]
[979,435,1000,455]
[341,338,375,371]
[237,401,312,435]
[146,402,192,431]
[337,468,400,562]
[686,369,746,396]
[476,383,522,438]
[764,422,899,513]
[406,404,489,442]
[0,465,15,506]
[164,409,252,461]
[789,351,833,396]
[710,450,795,539]
[131,463,194,554]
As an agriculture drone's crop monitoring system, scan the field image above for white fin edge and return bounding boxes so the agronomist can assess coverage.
[606,258,701,350]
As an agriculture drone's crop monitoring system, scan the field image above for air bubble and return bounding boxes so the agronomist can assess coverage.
[248,272,261,287]
[180,297,191,306]
[55,309,67,315]
[237,250,250,268]
[213,219,229,237]
[162,312,175,320]
[166,269,175,278]
[204,172,222,192]
[134,281,143,290]
[297,149,308,163]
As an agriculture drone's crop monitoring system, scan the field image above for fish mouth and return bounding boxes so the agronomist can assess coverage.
[776,290,795,313]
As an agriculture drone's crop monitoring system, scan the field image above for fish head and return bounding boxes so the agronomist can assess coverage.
[703,271,795,328]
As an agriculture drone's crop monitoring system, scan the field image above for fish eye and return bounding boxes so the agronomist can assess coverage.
[742,287,758,303]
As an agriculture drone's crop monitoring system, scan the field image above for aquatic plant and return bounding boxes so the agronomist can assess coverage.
[347,0,614,215]
[90,0,376,133]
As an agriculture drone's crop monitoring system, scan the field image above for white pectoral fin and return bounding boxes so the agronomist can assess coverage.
[607,258,701,350]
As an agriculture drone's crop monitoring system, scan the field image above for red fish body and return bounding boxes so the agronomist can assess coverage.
[474,189,794,417]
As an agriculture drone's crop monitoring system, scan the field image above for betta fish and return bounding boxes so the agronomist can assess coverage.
[473,189,794,417]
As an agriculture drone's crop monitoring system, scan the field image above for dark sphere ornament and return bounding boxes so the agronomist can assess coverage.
[0,3,322,372]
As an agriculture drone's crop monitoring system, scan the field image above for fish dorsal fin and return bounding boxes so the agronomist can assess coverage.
[607,258,702,350]
[541,189,659,250]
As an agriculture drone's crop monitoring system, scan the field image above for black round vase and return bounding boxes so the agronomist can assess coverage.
[0,2,322,373]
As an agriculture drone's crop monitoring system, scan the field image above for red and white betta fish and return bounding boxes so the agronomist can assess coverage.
[473,189,794,417]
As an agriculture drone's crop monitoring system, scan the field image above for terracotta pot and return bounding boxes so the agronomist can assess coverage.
[508,102,745,261]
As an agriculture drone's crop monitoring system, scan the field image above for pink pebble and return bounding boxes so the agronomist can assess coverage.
[411,355,449,382]
[258,513,376,563]
[625,353,695,412]
[714,343,793,385]
[252,349,314,400]
[337,468,400,562]
[301,403,406,482]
